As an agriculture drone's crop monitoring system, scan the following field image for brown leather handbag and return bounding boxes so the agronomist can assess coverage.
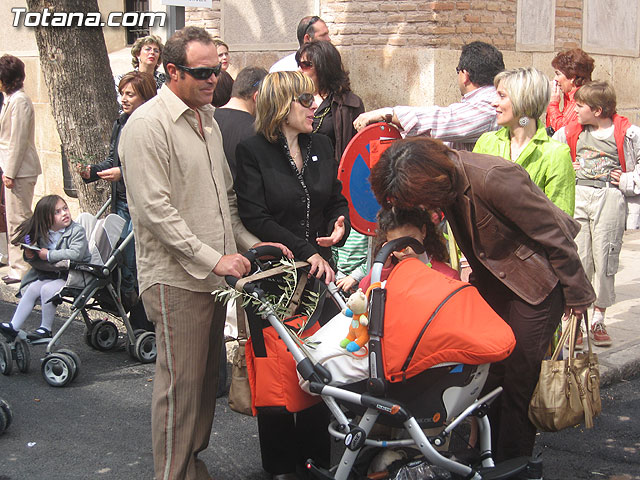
[228,302,253,416]
[528,314,601,431]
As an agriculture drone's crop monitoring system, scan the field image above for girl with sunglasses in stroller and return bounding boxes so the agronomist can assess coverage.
[0,195,91,341]
[235,71,351,479]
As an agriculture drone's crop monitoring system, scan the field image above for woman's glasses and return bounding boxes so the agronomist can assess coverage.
[175,63,222,80]
[293,93,314,108]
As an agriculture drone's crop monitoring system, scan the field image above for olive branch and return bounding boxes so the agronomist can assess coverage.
[211,257,321,347]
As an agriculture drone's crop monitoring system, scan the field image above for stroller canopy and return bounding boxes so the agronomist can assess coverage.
[381,258,515,383]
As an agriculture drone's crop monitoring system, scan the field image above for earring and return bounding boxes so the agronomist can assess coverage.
[518,116,530,127]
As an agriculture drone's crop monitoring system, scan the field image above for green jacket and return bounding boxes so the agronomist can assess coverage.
[473,122,575,215]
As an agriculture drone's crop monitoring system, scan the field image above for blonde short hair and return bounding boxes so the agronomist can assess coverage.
[494,67,550,120]
[255,71,315,143]
[131,35,164,71]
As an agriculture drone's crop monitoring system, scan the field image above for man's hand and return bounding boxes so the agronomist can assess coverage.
[353,108,396,132]
[251,242,293,259]
[97,167,122,182]
[317,216,346,247]
[306,253,335,284]
[213,253,251,278]
[2,174,14,189]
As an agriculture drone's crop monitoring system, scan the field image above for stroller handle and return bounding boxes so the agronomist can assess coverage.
[224,245,289,291]
[370,237,426,285]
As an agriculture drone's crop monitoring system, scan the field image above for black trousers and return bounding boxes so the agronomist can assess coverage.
[257,401,331,475]
[475,274,564,462]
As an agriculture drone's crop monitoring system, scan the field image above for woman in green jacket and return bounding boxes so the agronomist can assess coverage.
[474,67,575,215]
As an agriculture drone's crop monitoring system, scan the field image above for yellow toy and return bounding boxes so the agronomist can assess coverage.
[340,289,369,353]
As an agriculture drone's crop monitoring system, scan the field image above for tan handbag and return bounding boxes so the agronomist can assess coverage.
[528,314,601,431]
[227,302,253,416]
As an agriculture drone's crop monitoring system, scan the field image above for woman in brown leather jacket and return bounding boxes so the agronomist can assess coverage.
[295,40,364,164]
[370,136,595,465]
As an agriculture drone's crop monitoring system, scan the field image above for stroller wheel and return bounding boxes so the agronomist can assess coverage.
[90,320,119,351]
[0,405,7,435]
[83,319,100,348]
[57,349,81,380]
[0,340,13,376]
[14,338,30,373]
[0,399,13,431]
[134,332,156,364]
[41,353,75,387]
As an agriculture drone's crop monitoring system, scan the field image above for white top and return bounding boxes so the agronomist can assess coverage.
[269,52,299,73]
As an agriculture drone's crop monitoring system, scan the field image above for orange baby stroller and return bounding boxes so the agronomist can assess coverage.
[228,241,528,479]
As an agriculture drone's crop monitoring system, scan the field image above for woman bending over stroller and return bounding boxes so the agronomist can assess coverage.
[359,207,459,292]
[0,195,90,341]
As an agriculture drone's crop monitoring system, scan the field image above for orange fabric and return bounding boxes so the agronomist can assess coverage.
[381,258,516,383]
[246,316,321,415]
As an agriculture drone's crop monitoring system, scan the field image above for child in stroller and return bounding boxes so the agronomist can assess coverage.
[228,244,529,479]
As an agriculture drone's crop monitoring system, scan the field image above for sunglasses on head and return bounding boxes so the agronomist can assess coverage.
[298,60,313,70]
[293,93,314,108]
[175,63,222,80]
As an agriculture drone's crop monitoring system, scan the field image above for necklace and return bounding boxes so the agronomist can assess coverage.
[312,93,333,133]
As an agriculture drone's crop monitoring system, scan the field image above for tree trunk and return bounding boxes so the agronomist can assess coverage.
[26,0,119,213]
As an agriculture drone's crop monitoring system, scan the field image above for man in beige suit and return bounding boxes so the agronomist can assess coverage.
[119,27,290,480]
[0,55,41,283]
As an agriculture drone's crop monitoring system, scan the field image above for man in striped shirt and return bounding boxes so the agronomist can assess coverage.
[354,41,505,151]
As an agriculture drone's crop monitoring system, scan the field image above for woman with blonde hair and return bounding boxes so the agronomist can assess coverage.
[474,67,575,215]
[235,71,350,478]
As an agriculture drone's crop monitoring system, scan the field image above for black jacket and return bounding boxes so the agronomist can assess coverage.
[83,113,128,212]
[235,133,350,262]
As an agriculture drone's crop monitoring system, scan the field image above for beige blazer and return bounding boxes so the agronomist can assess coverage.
[0,89,41,179]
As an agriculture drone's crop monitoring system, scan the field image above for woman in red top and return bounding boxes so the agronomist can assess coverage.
[546,48,595,133]
[359,208,459,292]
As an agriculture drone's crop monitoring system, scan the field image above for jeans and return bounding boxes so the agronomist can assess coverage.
[115,199,137,293]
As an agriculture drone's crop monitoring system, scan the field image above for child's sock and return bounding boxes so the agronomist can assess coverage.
[592,308,605,326]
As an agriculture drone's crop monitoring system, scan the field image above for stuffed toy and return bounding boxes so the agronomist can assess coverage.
[340,289,369,353]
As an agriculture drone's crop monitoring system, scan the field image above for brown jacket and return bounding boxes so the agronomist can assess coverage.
[332,90,364,162]
[445,150,595,307]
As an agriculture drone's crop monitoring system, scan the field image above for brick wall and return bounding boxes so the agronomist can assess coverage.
[322,0,517,49]
[185,4,221,36]
[554,0,582,50]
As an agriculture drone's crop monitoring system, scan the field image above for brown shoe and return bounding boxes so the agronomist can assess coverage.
[1,275,20,285]
[590,322,612,347]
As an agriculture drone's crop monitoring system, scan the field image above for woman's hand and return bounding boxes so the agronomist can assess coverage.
[572,160,581,171]
[76,164,91,179]
[97,167,122,182]
[316,216,346,247]
[306,253,335,284]
[38,248,49,261]
[550,81,562,103]
[251,242,293,259]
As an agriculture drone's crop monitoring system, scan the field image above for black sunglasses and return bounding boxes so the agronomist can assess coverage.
[175,63,222,80]
[298,60,313,70]
[293,93,314,108]
[304,16,321,36]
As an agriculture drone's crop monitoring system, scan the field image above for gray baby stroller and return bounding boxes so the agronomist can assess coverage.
[0,200,156,387]
[227,242,531,479]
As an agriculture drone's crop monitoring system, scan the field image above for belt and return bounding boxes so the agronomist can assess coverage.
[576,178,614,188]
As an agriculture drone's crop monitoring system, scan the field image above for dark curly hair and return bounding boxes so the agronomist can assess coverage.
[374,208,449,264]
[295,41,351,96]
[0,54,25,94]
[551,48,595,87]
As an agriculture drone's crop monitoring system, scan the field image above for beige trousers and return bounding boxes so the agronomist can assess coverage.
[5,175,37,279]
[574,185,626,309]
[142,284,226,480]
